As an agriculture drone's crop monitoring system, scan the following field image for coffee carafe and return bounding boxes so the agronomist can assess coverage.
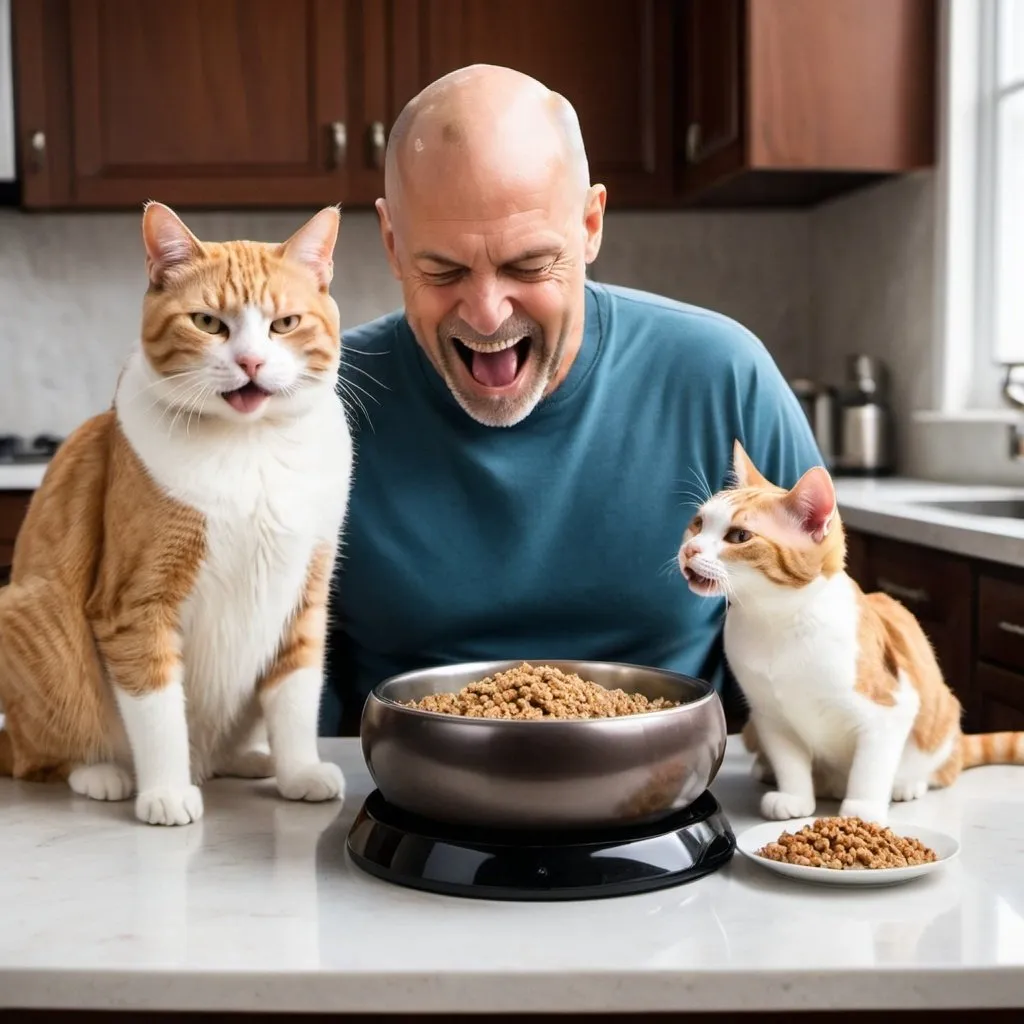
[835,355,893,476]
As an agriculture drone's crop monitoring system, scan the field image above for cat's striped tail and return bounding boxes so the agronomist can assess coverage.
[960,731,1024,768]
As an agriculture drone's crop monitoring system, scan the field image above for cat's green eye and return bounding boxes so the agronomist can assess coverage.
[271,314,300,334]
[725,528,751,544]
[191,312,225,335]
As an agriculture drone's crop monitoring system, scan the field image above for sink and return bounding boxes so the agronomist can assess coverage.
[916,498,1024,520]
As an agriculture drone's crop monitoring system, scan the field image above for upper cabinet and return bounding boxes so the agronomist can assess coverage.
[13,0,392,208]
[10,0,937,212]
[388,0,675,207]
[676,0,937,206]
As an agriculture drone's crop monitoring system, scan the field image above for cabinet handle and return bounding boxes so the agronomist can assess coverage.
[997,620,1024,638]
[369,121,386,170]
[330,121,347,168]
[685,122,702,163]
[29,130,46,171]
[877,577,929,604]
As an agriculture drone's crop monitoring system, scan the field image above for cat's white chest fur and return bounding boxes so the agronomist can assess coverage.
[114,352,352,779]
[725,574,865,764]
[724,571,923,820]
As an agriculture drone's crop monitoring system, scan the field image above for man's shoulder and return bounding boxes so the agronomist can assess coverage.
[596,282,771,372]
[341,308,405,355]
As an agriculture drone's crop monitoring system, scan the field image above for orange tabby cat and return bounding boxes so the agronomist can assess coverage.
[0,202,353,826]
[678,440,1024,823]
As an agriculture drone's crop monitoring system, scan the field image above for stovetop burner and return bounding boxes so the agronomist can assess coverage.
[346,789,735,901]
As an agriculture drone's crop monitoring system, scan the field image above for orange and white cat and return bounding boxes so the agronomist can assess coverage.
[679,441,1024,824]
[0,202,352,826]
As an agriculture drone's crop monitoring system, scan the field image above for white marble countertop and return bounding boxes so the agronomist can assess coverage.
[835,477,1024,569]
[1,739,1022,1014]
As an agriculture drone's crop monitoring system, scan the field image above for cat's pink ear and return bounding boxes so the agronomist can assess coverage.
[142,202,203,286]
[785,466,837,543]
[279,206,340,289]
[731,440,770,489]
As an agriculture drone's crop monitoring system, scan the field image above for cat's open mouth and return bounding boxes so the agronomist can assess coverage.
[453,337,531,390]
[221,381,272,414]
[683,565,721,597]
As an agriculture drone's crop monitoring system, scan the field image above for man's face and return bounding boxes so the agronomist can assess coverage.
[378,161,605,427]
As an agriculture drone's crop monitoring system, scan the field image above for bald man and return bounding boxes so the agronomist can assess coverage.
[321,65,821,734]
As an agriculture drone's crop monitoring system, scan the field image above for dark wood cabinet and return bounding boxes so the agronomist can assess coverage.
[674,0,937,207]
[390,0,675,207]
[12,0,937,211]
[860,537,973,716]
[845,527,1024,736]
[13,0,391,209]
[0,493,32,569]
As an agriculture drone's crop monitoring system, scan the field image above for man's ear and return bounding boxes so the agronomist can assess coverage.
[375,198,401,281]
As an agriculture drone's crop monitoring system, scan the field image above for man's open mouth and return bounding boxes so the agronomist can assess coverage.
[682,565,721,597]
[221,381,272,414]
[453,337,531,389]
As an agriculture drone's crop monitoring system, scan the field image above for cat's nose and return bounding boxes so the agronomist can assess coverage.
[236,354,266,379]
[683,541,702,559]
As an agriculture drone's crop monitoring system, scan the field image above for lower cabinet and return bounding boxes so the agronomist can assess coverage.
[846,527,1024,734]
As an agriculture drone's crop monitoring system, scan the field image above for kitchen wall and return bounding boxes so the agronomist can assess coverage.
[0,207,811,438]
[808,172,937,471]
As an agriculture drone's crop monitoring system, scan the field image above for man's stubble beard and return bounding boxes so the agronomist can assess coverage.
[429,311,572,428]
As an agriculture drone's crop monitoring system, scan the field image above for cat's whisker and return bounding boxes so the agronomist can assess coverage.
[337,379,375,433]
[687,465,713,504]
[340,358,389,392]
[338,374,381,406]
[166,378,210,437]
[658,555,682,580]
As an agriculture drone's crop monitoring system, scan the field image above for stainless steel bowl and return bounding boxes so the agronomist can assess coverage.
[359,659,728,830]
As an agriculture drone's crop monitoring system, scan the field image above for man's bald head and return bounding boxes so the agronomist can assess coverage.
[383,64,591,216]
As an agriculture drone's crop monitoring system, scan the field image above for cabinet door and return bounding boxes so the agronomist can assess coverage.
[389,0,674,207]
[975,663,1024,733]
[15,0,378,208]
[674,0,744,199]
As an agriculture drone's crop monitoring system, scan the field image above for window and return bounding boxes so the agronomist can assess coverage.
[934,0,1024,412]
[990,0,1024,366]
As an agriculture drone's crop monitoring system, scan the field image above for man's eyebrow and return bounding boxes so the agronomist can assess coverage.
[412,246,563,268]
[502,247,562,265]
[413,251,465,267]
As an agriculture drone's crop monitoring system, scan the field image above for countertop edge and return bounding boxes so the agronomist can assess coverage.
[2,966,1023,1014]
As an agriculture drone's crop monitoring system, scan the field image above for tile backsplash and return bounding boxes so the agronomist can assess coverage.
[0,206,811,438]
[1,183,932,458]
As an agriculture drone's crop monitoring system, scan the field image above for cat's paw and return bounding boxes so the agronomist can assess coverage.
[891,779,928,803]
[68,763,134,802]
[135,785,204,826]
[761,790,815,820]
[838,797,890,824]
[217,748,274,779]
[276,762,344,803]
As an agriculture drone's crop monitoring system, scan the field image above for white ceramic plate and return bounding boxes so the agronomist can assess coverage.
[735,817,960,887]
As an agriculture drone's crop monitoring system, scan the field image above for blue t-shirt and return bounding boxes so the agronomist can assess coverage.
[322,281,821,733]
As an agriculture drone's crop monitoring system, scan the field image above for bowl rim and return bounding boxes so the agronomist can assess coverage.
[365,657,720,726]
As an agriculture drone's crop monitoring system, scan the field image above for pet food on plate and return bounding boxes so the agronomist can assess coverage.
[756,816,938,870]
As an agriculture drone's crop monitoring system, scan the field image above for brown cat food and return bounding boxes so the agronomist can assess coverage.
[757,816,938,870]
[407,662,680,719]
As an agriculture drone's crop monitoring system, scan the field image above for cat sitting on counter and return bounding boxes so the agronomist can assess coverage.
[0,202,352,826]
[679,441,1024,824]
